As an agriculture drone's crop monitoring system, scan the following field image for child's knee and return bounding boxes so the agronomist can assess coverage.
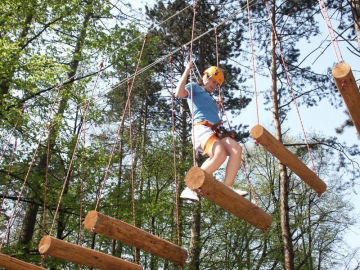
[213,144,227,162]
[232,145,243,162]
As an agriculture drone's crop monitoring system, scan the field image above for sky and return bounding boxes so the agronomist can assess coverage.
[130,0,360,266]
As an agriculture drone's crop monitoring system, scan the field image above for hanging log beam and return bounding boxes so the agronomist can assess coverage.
[84,211,187,266]
[332,62,360,137]
[38,235,142,270]
[250,125,327,195]
[184,167,272,232]
[0,252,45,270]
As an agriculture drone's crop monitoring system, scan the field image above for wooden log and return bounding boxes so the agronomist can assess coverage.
[332,62,360,137]
[0,252,45,270]
[84,211,187,266]
[250,125,327,195]
[38,235,142,270]
[185,167,272,232]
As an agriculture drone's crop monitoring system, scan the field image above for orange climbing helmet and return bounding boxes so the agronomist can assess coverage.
[203,66,224,85]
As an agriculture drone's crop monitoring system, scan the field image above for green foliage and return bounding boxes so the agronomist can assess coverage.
[0,0,357,269]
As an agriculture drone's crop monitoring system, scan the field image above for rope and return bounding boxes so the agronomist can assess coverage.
[104,4,193,67]
[189,0,197,166]
[78,121,86,247]
[49,61,104,236]
[264,0,317,173]
[110,0,258,91]
[212,26,233,131]
[127,79,138,263]
[214,24,257,201]
[40,124,52,267]
[0,106,25,164]
[241,161,258,206]
[191,60,202,80]
[214,27,223,121]
[247,0,260,125]
[213,53,231,131]
[41,125,51,236]
[215,27,220,67]
[169,56,181,246]
[317,0,344,63]
[0,82,64,250]
[94,34,148,211]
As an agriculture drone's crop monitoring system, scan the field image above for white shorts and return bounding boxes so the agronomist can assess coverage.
[192,124,216,153]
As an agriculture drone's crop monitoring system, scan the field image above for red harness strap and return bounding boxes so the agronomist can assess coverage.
[194,120,221,129]
[194,120,235,155]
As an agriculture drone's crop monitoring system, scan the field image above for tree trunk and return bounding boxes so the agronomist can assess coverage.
[18,201,39,245]
[188,201,201,270]
[18,153,46,246]
[270,5,295,269]
[350,0,360,49]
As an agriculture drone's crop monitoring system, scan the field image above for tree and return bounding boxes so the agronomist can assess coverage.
[244,0,359,269]
[146,0,251,268]
[0,0,358,269]
[351,0,360,49]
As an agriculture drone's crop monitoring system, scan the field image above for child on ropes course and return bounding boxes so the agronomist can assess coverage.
[176,62,248,201]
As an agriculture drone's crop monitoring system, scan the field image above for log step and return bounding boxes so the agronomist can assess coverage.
[250,124,327,195]
[84,211,188,266]
[332,62,360,137]
[0,252,45,270]
[38,235,142,270]
[185,167,272,232]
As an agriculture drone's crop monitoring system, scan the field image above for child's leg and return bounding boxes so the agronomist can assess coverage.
[220,137,243,186]
[200,139,227,174]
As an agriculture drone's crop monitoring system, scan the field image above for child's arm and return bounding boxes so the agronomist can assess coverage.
[175,62,193,98]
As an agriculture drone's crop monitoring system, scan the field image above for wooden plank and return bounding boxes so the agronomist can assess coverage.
[84,211,187,266]
[185,167,272,232]
[0,252,45,270]
[332,62,360,137]
[38,235,142,270]
[250,125,327,195]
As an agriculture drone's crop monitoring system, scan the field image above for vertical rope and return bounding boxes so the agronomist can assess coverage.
[127,80,138,263]
[213,26,233,132]
[94,33,148,211]
[75,123,86,270]
[241,162,258,206]
[264,0,317,173]
[41,125,52,236]
[247,0,260,125]
[169,57,181,246]
[40,124,52,267]
[318,0,344,63]
[214,27,224,120]
[189,0,197,167]
[49,61,104,236]
[215,27,220,67]
[78,122,86,247]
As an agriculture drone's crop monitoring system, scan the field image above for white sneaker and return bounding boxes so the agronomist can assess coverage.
[180,187,199,201]
[231,188,248,197]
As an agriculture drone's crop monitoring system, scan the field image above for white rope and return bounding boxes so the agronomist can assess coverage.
[109,0,259,91]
